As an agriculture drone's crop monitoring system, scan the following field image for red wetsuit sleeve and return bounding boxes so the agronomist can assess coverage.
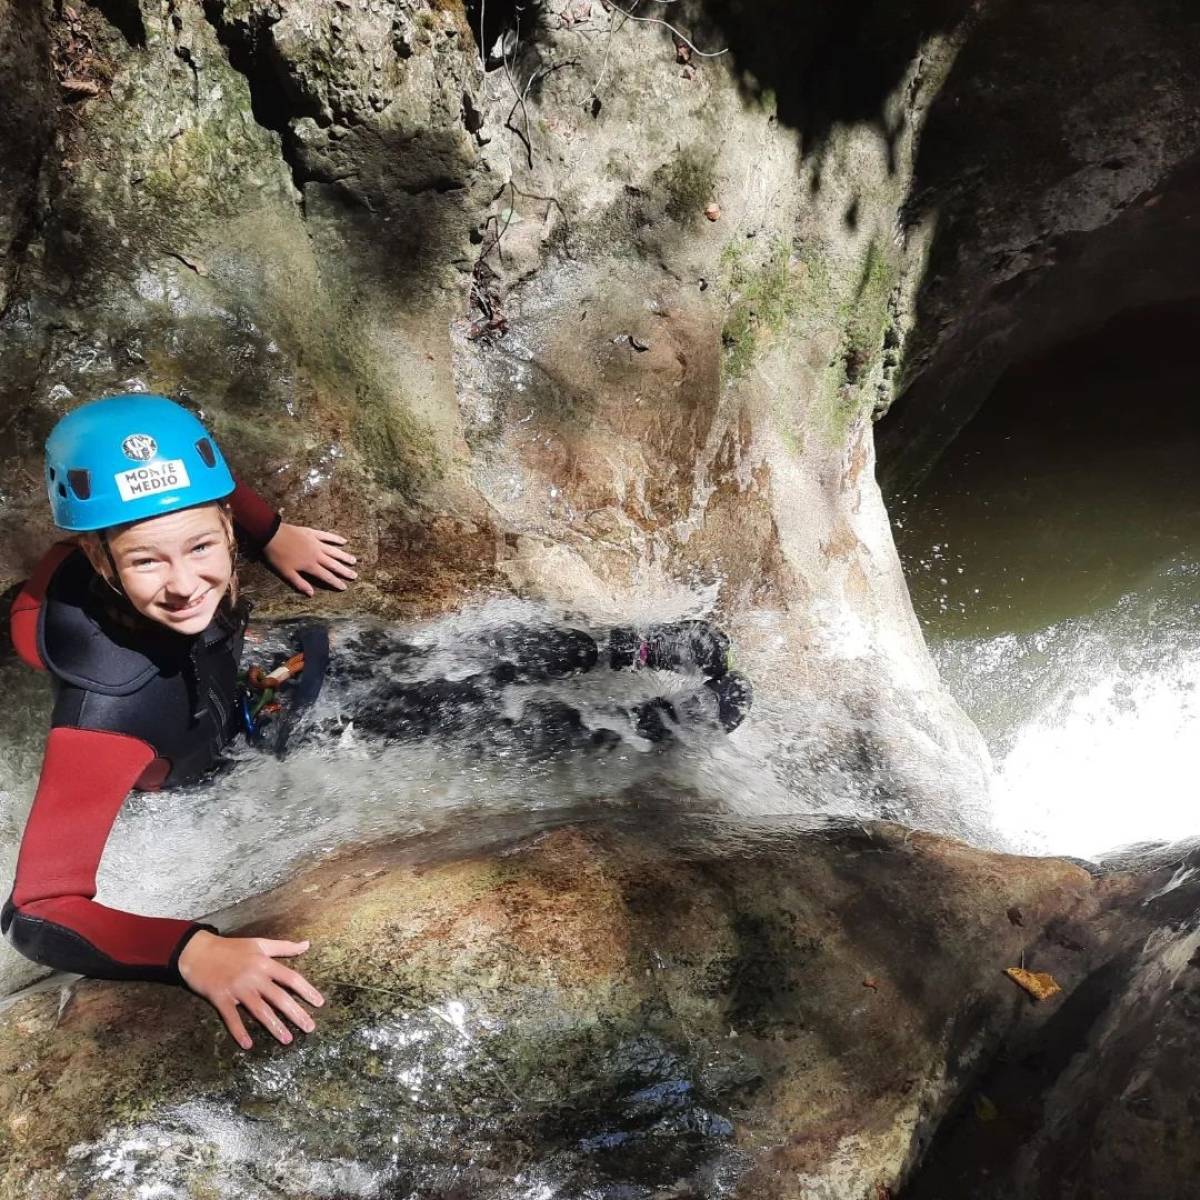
[10,542,77,670]
[2,727,215,985]
[229,478,281,550]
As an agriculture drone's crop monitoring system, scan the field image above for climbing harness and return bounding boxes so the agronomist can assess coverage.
[241,652,305,733]
[240,624,331,756]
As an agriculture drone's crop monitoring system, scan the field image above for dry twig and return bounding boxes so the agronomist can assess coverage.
[578,0,624,108]
[603,0,728,57]
[503,46,581,168]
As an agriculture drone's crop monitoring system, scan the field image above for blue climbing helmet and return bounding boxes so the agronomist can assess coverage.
[45,394,235,531]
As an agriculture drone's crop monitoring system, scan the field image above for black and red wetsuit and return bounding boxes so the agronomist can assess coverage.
[0,482,280,986]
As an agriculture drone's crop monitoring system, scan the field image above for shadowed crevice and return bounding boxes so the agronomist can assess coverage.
[89,0,146,48]
[198,0,316,195]
[899,950,1138,1199]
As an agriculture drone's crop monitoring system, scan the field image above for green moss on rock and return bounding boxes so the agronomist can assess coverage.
[841,237,896,382]
[787,236,901,446]
[720,239,805,381]
[352,385,442,497]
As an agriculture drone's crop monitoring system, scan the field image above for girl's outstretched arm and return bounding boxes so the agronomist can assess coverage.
[2,727,211,984]
[3,726,324,1046]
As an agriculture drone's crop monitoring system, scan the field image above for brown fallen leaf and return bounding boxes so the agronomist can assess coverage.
[60,78,100,97]
[467,315,508,340]
[704,203,721,222]
[1005,966,1062,1002]
[862,977,880,991]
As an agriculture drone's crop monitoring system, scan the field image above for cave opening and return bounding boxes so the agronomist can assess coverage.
[892,299,1200,857]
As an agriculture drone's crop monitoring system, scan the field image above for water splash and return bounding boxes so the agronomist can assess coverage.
[931,558,1200,859]
[0,596,992,995]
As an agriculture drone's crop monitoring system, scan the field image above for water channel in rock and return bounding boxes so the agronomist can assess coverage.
[6,301,1190,1003]
[893,302,1200,860]
[3,587,981,997]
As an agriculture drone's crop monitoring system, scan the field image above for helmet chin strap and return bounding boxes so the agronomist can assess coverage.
[100,536,126,596]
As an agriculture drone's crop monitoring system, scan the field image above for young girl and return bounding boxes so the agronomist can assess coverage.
[3,395,755,1052]
[2,394,357,1050]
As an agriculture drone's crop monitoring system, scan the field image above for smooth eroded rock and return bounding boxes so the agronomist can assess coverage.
[0,814,1098,1199]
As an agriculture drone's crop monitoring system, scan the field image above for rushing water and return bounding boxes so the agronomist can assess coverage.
[0,585,988,997]
[894,304,1200,860]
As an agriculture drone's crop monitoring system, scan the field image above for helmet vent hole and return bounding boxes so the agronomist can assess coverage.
[57,482,67,498]
[48,467,57,482]
[195,438,216,468]
[67,469,91,500]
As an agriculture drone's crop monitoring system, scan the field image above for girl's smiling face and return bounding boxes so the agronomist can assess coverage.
[104,504,234,634]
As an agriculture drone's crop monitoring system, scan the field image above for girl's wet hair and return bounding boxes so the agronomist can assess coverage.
[76,500,240,607]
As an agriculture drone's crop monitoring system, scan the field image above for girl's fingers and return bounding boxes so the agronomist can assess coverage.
[325,547,358,565]
[256,938,311,957]
[314,530,349,545]
[310,565,348,591]
[320,555,358,579]
[244,994,293,1045]
[283,569,314,597]
[262,983,316,1034]
[270,962,325,1008]
[216,999,253,1051]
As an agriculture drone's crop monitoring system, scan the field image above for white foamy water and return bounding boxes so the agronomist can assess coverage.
[0,593,993,996]
[932,560,1200,859]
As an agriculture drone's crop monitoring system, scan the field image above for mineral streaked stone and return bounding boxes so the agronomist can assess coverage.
[0,816,1100,1199]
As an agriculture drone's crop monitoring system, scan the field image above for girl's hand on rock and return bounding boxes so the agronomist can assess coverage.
[178,930,325,1050]
[264,523,358,596]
